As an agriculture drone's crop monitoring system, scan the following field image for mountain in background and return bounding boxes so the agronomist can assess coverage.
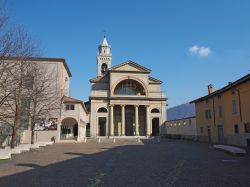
[167,103,196,121]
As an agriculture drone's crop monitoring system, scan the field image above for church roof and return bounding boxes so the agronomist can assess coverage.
[110,60,151,73]
[62,96,88,114]
[89,75,109,83]
[149,76,162,84]
[101,36,109,46]
[89,76,102,83]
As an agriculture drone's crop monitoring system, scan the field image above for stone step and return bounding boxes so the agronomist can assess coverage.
[10,147,22,154]
[38,141,53,146]
[213,144,246,156]
[18,144,31,152]
[0,150,11,160]
[30,143,40,149]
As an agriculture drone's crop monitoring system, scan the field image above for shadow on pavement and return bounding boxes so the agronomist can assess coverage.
[0,141,249,187]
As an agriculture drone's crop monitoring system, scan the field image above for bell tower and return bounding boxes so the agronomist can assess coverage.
[97,36,112,76]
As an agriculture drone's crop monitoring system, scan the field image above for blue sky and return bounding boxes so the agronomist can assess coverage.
[7,0,250,108]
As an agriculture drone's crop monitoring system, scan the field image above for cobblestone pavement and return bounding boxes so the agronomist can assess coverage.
[0,139,250,187]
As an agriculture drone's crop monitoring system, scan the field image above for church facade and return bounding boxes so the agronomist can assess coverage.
[89,37,167,138]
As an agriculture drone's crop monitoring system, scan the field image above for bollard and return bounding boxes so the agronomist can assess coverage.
[98,137,101,143]
[84,137,87,143]
[113,137,116,143]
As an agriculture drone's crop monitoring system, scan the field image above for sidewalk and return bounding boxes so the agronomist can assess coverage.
[0,142,54,160]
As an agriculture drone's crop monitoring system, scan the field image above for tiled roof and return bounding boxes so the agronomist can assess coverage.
[191,74,250,103]
[63,96,82,103]
[62,96,88,114]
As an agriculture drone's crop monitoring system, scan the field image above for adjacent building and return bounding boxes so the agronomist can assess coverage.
[164,116,197,140]
[89,37,167,138]
[0,57,89,145]
[191,74,250,147]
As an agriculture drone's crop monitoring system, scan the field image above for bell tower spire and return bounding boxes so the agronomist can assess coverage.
[97,36,112,76]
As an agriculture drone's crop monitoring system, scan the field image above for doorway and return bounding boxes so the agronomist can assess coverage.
[98,117,106,136]
[152,118,159,136]
[125,106,135,136]
[61,118,78,140]
[207,126,211,143]
[217,125,224,143]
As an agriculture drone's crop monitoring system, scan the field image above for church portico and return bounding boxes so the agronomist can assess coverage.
[110,104,150,137]
[89,36,167,138]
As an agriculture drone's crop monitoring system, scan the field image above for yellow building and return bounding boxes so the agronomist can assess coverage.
[191,74,250,147]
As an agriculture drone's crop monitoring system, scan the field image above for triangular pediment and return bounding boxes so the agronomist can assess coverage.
[110,60,151,73]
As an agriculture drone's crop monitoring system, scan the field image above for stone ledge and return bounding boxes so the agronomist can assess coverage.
[213,144,246,156]
[0,150,11,160]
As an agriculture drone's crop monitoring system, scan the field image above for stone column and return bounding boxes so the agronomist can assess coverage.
[121,105,125,136]
[77,123,81,142]
[135,105,139,136]
[146,105,150,137]
[110,105,114,137]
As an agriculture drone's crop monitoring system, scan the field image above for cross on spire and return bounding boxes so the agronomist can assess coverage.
[103,29,107,38]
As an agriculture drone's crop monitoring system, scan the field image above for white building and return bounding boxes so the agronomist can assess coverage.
[164,116,197,140]
[89,37,167,138]
[0,57,89,145]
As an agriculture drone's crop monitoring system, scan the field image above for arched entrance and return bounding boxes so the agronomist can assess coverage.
[152,118,159,136]
[61,118,78,140]
[97,107,108,136]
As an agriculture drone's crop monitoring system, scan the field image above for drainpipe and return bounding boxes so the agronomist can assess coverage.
[212,97,216,126]
[208,84,216,126]
[234,88,243,122]
[229,82,243,122]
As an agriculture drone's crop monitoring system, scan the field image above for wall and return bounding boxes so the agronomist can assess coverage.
[164,117,197,140]
[21,130,59,143]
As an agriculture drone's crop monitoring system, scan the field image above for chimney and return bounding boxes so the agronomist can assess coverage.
[208,84,213,94]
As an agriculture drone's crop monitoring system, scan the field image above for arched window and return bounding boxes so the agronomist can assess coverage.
[151,108,160,113]
[114,79,145,95]
[97,107,108,113]
[101,63,107,74]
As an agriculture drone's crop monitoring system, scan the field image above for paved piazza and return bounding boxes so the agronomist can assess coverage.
[0,140,250,187]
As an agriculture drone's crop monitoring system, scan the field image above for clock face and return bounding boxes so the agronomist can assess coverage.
[101,63,108,74]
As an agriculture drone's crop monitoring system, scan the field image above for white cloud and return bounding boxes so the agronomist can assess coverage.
[189,45,212,57]
[189,45,199,54]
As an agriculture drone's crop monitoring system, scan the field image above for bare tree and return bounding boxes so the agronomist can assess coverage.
[0,2,40,148]
[0,58,39,148]
[27,63,62,144]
